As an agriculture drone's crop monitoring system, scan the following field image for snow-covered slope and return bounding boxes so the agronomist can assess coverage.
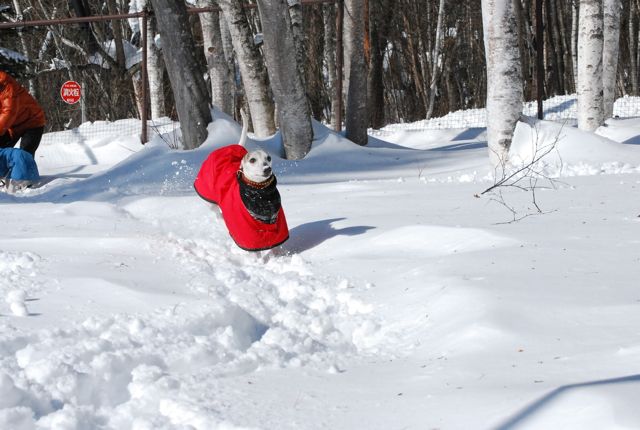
[1,108,640,429]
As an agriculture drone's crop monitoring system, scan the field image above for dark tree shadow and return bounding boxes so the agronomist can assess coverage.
[282,218,375,253]
[623,136,640,145]
[494,374,640,430]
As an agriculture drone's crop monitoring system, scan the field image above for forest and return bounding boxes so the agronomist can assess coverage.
[0,0,637,159]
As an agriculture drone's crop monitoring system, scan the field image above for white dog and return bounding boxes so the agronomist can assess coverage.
[193,109,289,250]
[238,110,273,184]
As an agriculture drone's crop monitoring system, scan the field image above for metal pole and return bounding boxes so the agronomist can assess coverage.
[141,9,149,144]
[335,0,344,132]
[536,0,544,120]
[81,80,87,124]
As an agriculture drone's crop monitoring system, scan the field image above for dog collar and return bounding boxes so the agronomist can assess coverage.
[238,171,275,189]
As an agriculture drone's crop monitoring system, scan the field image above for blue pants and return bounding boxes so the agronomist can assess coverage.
[0,147,40,181]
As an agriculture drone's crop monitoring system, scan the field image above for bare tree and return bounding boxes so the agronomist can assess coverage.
[577,0,604,131]
[426,0,445,119]
[603,0,622,118]
[197,0,234,116]
[481,0,524,166]
[344,0,368,146]
[217,0,276,137]
[256,0,313,160]
[149,0,212,149]
[323,4,340,129]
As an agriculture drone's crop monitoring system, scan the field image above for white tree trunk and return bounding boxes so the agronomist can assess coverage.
[218,0,276,137]
[577,0,604,131]
[481,0,524,167]
[323,4,339,130]
[602,0,621,118]
[256,0,313,160]
[629,0,639,95]
[130,0,165,119]
[146,16,165,120]
[426,0,446,119]
[344,0,368,146]
[572,0,579,91]
[198,0,234,116]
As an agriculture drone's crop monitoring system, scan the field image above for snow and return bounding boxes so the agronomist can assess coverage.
[1,101,640,429]
[0,47,28,63]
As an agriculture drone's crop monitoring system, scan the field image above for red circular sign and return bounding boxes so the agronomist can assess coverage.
[60,81,82,104]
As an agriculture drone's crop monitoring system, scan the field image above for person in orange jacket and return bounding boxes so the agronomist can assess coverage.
[0,70,46,157]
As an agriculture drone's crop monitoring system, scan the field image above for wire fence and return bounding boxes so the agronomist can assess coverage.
[373,95,640,135]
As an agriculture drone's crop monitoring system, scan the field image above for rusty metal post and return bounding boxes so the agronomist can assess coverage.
[335,0,344,132]
[141,8,149,143]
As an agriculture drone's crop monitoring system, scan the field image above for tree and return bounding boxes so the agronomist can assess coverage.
[603,0,622,118]
[256,0,313,160]
[217,0,276,137]
[149,0,212,149]
[344,0,368,146]
[426,0,446,119]
[577,0,604,131]
[481,0,524,166]
[197,0,234,116]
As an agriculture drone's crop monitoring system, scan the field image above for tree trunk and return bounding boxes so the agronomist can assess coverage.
[629,0,639,95]
[11,0,36,95]
[572,0,579,90]
[368,0,395,128]
[218,13,238,115]
[288,0,306,86]
[603,0,621,118]
[305,7,327,121]
[149,0,212,149]
[323,4,340,129]
[198,0,234,116]
[577,0,604,131]
[344,0,368,146]
[256,0,313,160]
[218,0,276,137]
[147,14,166,119]
[481,0,524,167]
[426,0,446,119]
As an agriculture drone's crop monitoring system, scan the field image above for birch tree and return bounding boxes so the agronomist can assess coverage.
[146,14,165,119]
[130,0,165,119]
[217,0,276,137]
[149,0,212,149]
[577,0,604,131]
[426,0,446,120]
[481,0,524,166]
[256,0,313,159]
[344,0,368,146]
[323,4,340,129]
[197,0,234,116]
[602,0,621,118]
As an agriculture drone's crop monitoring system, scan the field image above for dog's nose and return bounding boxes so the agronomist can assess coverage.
[263,166,272,176]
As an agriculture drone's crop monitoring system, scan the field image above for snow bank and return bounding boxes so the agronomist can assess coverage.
[509,118,640,176]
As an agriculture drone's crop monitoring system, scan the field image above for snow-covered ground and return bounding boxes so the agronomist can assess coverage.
[1,103,639,430]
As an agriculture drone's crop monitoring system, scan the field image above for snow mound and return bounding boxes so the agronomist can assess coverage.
[510,119,640,176]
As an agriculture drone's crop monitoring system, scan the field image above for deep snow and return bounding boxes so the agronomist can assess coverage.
[0,98,639,430]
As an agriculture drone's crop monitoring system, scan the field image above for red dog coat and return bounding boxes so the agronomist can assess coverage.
[194,144,289,251]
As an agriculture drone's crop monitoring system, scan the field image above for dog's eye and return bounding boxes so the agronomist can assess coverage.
[267,156,271,162]
[249,158,256,163]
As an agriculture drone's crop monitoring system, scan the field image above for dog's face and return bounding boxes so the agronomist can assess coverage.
[241,149,273,183]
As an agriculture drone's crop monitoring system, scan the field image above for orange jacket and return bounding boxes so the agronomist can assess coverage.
[0,71,46,139]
